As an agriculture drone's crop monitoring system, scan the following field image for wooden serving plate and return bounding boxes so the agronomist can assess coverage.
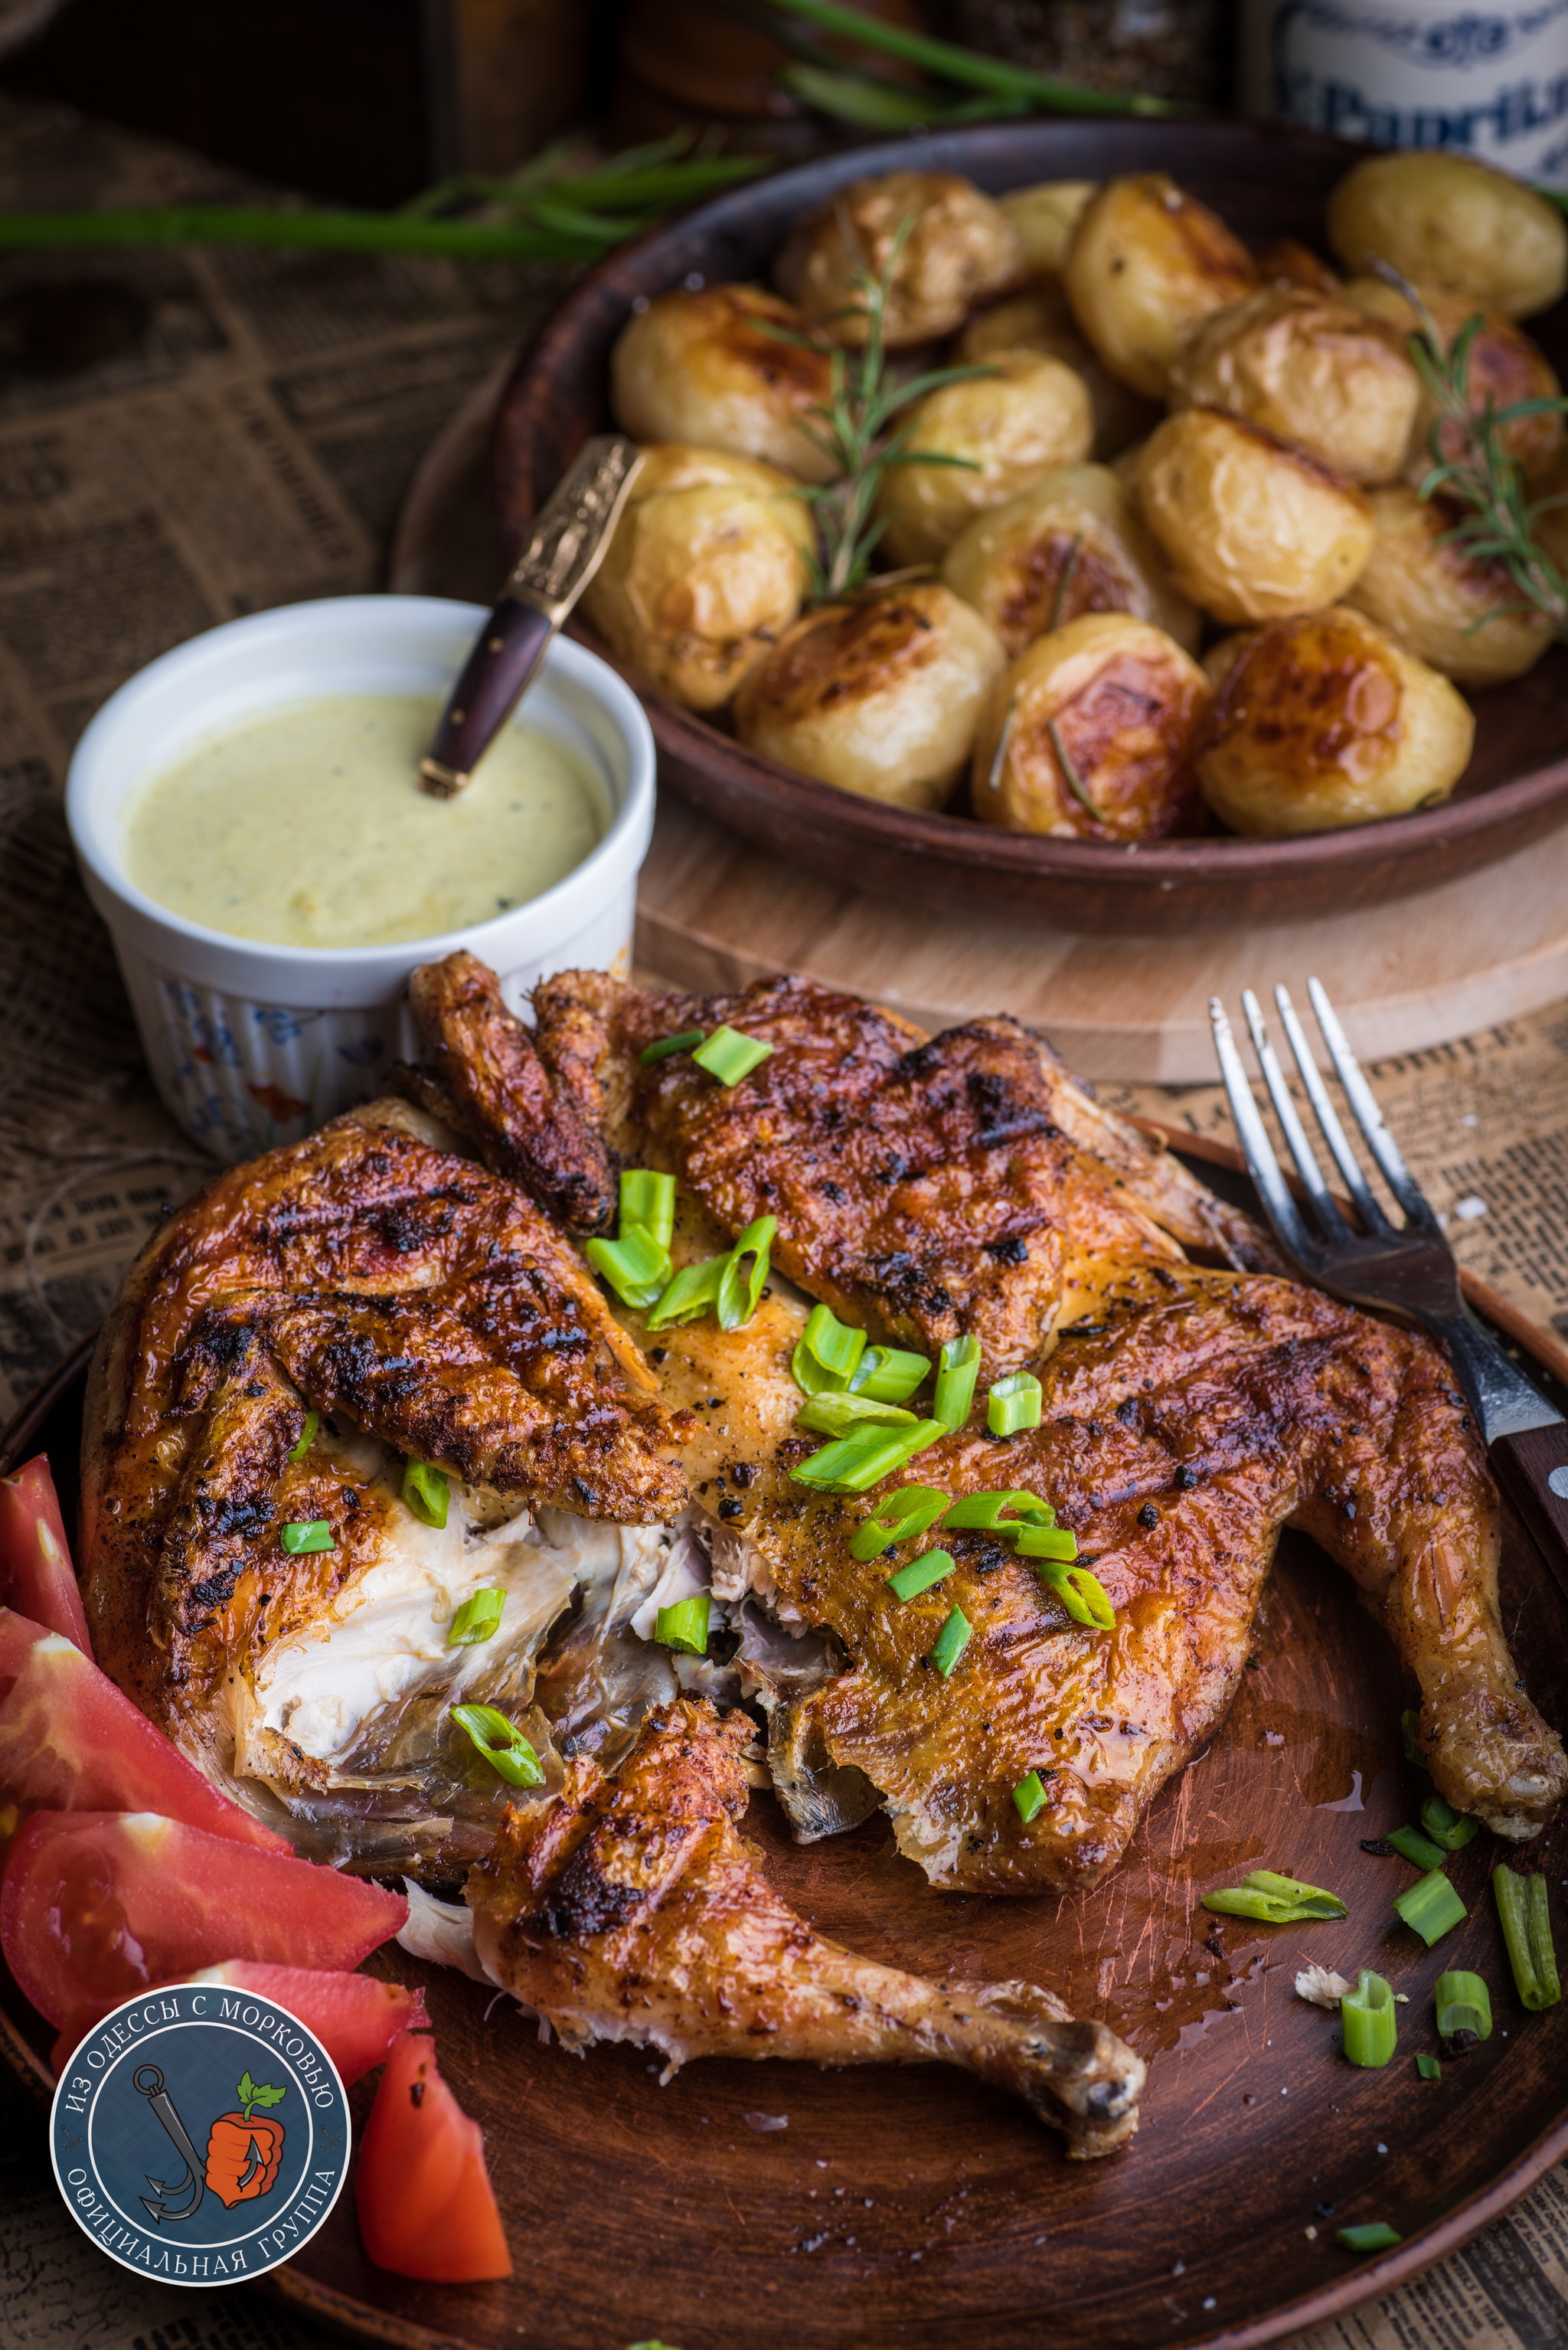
[492,117,1568,938]
[5,1138,1568,2350]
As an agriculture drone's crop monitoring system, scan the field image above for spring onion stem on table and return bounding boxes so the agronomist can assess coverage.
[1393,1867,1466,1947]
[1387,1824,1448,1872]
[1494,1865,1561,2009]
[1341,1969,1398,2067]
[1434,1970,1492,2041]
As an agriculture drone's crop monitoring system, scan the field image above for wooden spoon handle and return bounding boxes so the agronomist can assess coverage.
[1491,1421,1568,1607]
[419,596,553,797]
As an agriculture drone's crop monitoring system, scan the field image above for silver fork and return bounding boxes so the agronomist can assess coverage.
[1209,977,1568,1597]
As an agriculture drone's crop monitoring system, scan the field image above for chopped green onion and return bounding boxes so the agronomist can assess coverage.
[795,1392,918,1438]
[619,1168,675,1250]
[939,1489,1054,1533]
[1416,2051,1442,2080]
[929,1606,972,1678]
[1402,1708,1428,1770]
[449,1587,505,1646]
[1387,1824,1448,1872]
[585,1225,671,1309]
[692,1025,773,1086]
[1038,1561,1115,1628]
[1014,1525,1080,1564]
[851,1345,931,1404]
[886,1548,956,1602]
[645,1255,725,1331]
[639,1028,704,1067]
[1494,1865,1560,2010]
[655,1593,710,1655]
[1434,1969,1491,2041]
[280,1518,335,1555]
[933,1335,981,1428]
[1394,1867,1466,1946]
[451,1702,545,1789]
[1341,1969,1398,2068]
[402,1458,450,1529]
[1014,1770,1047,1824]
[1420,1793,1478,1852]
[792,1302,867,1395]
[717,1215,776,1331]
[287,1409,319,1463]
[791,1420,944,1494]
[1337,2222,1402,2254]
[1203,1869,1348,1923]
[848,1484,949,1561]
[988,1371,1042,1437]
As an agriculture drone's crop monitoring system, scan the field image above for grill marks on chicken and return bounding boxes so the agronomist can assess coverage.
[470,1698,1145,2156]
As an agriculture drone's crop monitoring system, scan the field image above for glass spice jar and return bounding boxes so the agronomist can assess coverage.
[940,0,1228,106]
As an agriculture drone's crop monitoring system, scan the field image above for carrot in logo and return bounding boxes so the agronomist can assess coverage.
[203,2072,287,2208]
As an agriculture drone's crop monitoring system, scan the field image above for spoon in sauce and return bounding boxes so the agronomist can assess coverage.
[418,433,643,799]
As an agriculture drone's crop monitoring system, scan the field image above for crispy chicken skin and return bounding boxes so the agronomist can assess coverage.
[470,1698,1145,2156]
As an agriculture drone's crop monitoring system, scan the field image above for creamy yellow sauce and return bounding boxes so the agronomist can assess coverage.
[124,692,606,948]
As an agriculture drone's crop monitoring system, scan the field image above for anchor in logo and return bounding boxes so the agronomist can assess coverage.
[132,2065,208,2223]
[133,2064,289,2223]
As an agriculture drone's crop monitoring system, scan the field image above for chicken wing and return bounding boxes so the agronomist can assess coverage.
[469,1698,1145,2157]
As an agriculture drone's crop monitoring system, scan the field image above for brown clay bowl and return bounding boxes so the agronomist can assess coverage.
[492,116,1568,936]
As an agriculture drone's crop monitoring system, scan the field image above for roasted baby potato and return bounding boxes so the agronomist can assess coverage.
[1137,408,1374,625]
[1256,238,1342,296]
[609,283,836,484]
[876,349,1094,566]
[733,581,1004,809]
[1344,276,1566,489]
[941,463,1198,657]
[1344,485,1553,686]
[775,170,1019,348]
[956,289,1159,458]
[1328,149,1568,321]
[1197,606,1474,835]
[998,179,1097,282]
[581,443,814,712]
[1063,172,1258,397]
[972,613,1210,841]
[1168,284,1419,485]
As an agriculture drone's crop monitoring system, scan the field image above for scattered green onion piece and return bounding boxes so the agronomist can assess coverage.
[1337,2222,1402,2254]
[1394,1867,1466,1947]
[639,1028,704,1067]
[1014,1525,1080,1564]
[792,1302,867,1396]
[1420,1793,1478,1852]
[1014,1770,1047,1824]
[988,1371,1043,1437]
[1434,1969,1491,2041]
[791,1420,944,1494]
[1494,1865,1560,2010]
[885,1548,956,1602]
[287,1409,319,1463]
[717,1215,776,1331]
[933,1335,981,1429]
[795,1392,918,1438]
[1341,1969,1398,2068]
[850,1345,931,1404]
[1416,2051,1442,2080]
[848,1485,950,1561]
[1387,1824,1448,1873]
[619,1168,675,1250]
[1402,1708,1429,1770]
[585,1225,671,1310]
[402,1458,450,1530]
[448,1587,505,1646]
[279,1518,335,1555]
[1039,1562,1115,1628]
[929,1606,972,1678]
[645,1255,725,1331]
[655,1593,710,1655]
[940,1489,1054,1533]
[692,1025,774,1086]
[1203,1869,1348,1923]
[450,1702,545,1789]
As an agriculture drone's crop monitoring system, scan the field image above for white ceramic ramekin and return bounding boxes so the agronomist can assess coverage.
[66,596,655,1164]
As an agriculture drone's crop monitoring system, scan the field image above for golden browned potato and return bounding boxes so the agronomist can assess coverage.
[581,443,814,713]
[1328,150,1568,321]
[941,463,1198,657]
[972,613,1209,840]
[1256,238,1343,296]
[1062,172,1258,397]
[1137,408,1374,626]
[1168,285,1419,485]
[875,350,1094,566]
[1197,606,1474,836]
[1344,276,1566,489]
[1344,485,1552,685]
[998,179,1097,282]
[775,170,1019,349]
[609,283,835,484]
[956,289,1159,458]
[733,583,1004,809]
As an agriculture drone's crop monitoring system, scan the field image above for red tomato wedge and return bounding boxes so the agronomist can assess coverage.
[50,1961,428,2083]
[3,1809,407,2032]
[0,1457,92,1653]
[356,2028,512,2282]
[0,1608,288,1850]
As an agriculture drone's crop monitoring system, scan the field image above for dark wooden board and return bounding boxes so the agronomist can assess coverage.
[492,118,1568,938]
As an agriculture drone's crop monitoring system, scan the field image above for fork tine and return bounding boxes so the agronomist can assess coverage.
[1306,978,1442,1234]
[1207,998,1318,1266]
[1240,989,1353,1243]
[1272,985,1394,1237]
